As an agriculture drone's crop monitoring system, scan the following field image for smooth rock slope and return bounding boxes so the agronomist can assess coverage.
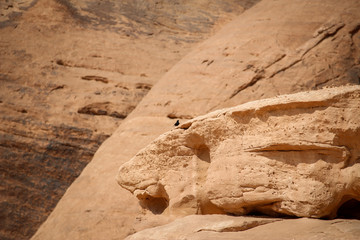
[131,0,360,118]
[32,0,360,239]
[0,0,251,239]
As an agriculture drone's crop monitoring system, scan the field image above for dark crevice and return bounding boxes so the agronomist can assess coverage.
[269,22,345,80]
[336,199,360,219]
[49,85,65,93]
[139,196,169,214]
[302,23,345,57]
[137,184,169,215]
[230,70,265,99]
[314,76,339,89]
[81,75,109,84]
[349,23,360,37]
[77,102,135,119]
[269,59,301,78]
[167,113,193,119]
[197,219,280,233]
[264,53,286,69]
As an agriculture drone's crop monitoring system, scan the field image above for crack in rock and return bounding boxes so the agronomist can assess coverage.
[197,219,281,233]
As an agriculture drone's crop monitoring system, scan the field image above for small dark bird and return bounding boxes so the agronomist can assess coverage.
[174,120,180,126]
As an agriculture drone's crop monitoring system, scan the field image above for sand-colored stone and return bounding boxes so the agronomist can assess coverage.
[131,0,360,118]
[118,86,360,218]
[126,215,360,240]
[31,0,360,239]
[0,0,250,239]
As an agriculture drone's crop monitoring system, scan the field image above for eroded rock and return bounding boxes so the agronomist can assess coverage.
[126,215,360,240]
[117,86,360,218]
[125,215,280,240]
[77,102,135,119]
[1,0,249,238]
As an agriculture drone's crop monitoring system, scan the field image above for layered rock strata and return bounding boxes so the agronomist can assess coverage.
[0,0,250,239]
[32,0,360,239]
[131,0,360,118]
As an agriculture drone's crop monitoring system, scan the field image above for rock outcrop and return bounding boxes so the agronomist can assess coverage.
[117,85,360,219]
[126,215,280,240]
[126,215,360,240]
[0,0,250,239]
[31,0,360,239]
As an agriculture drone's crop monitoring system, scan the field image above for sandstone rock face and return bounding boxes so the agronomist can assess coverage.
[131,0,360,119]
[118,86,360,219]
[126,215,360,240]
[0,0,250,239]
[31,0,360,239]
[126,215,280,240]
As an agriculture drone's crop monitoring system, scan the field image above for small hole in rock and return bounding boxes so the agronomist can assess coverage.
[139,196,168,215]
[337,199,360,219]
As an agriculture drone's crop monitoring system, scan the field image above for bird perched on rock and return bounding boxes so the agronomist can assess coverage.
[174,120,180,126]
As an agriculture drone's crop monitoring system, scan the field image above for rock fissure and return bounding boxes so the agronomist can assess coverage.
[268,22,345,80]
[196,219,280,233]
[230,70,265,99]
[349,23,360,38]
[303,22,345,57]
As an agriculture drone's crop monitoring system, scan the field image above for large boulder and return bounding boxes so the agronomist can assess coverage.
[117,85,360,218]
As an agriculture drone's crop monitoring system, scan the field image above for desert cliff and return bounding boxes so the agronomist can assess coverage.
[1,0,359,239]
[0,0,253,239]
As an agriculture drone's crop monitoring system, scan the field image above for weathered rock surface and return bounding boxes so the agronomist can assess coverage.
[126,215,360,240]
[0,0,250,239]
[117,86,360,219]
[126,215,280,240]
[131,0,360,118]
[31,0,360,239]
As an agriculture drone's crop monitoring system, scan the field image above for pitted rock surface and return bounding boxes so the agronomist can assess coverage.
[117,86,360,218]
